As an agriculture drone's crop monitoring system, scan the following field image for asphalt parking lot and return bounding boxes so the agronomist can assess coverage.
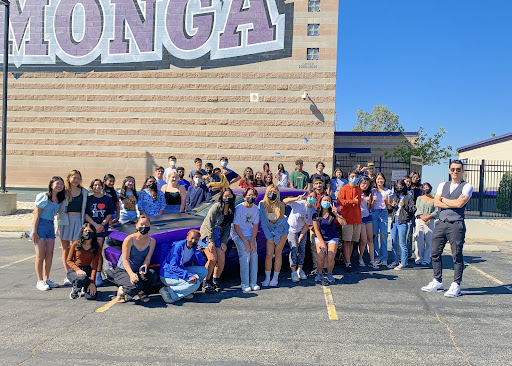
[0,236,511,366]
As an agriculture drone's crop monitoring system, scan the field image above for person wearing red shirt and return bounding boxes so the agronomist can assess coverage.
[337,169,362,272]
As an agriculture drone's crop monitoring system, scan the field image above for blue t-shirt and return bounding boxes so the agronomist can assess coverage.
[312,212,338,241]
[221,168,238,183]
[185,184,208,212]
[331,178,348,199]
[34,192,60,221]
[178,179,191,190]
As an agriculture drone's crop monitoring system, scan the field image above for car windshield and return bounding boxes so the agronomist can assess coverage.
[188,193,244,217]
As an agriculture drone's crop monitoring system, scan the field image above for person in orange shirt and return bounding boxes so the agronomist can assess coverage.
[337,169,363,272]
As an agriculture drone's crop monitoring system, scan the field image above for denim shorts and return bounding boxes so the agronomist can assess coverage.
[213,227,222,249]
[362,215,372,224]
[36,218,56,240]
[315,237,339,246]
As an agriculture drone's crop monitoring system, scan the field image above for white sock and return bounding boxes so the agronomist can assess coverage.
[265,271,271,281]
[272,272,279,281]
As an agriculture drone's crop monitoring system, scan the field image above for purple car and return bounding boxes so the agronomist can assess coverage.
[104,187,306,275]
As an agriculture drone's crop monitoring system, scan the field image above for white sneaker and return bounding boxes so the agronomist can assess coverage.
[63,277,72,286]
[386,261,398,269]
[241,284,251,292]
[159,287,175,303]
[421,279,444,293]
[45,279,59,288]
[358,259,366,267]
[381,261,388,266]
[262,278,270,287]
[250,284,260,291]
[291,271,299,282]
[394,263,407,271]
[36,280,50,291]
[298,269,307,280]
[369,261,379,269]
[444,282,461,298]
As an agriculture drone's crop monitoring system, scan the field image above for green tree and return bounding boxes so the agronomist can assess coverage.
[386,127,453,166]
[496,172,512,214]
[352,105,404,132]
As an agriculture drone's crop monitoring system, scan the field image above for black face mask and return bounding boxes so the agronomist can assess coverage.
[395,186,405,195]
[147,182,157,190]
[267,192,277,201]
[422,188,432,195]
[178,173,185,179]
[223,197,234,205]
[246,196,256,204]
[206,169,213,175]
[186,240,198,248]
[82,232,94,240]
[138,227,150,235]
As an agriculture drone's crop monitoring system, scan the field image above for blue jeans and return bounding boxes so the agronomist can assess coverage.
[234,237,258,286]
[160,266,208,301]
[288,231,307,268]
[371,209,388,262]
[390,216,409,265]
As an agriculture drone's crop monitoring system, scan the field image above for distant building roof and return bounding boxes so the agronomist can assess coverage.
[458,132,512,153]
[334,131,418,137]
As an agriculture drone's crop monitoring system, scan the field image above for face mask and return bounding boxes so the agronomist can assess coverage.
[170,161,176,166]
[148,182,157,190]
[194,177,201,184]
[349,177,360,185]
[246,196,256,204]
[186,240,198,248]
[395,186,405,194]
[306,197,317,205]
[321,201,331,209]
[178,173,184,179]
[267,192,277,201]
[223,197,234,205]
[82,231,93,240]
[221,161,228,167]
[206,169,213,175]
[138,226,150,235]
[422,188,432,195]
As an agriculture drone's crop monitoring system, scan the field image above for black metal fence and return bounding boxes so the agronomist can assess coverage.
[456,159,512,217]
[334,155,413,189]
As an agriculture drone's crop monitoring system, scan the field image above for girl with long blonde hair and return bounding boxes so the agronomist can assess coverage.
[259,184,289,287]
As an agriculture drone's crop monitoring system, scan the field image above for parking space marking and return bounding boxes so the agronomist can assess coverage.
[466,263,505,285]
[321,280,338,321]
[0,255,36,269]
[96,298,117,313]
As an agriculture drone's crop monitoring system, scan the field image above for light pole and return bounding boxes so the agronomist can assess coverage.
[1,0,9,193]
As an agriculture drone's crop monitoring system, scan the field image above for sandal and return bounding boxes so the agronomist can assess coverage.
[116,286,126,303]
[138,291,150,303]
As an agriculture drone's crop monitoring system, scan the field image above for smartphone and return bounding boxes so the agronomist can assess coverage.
[139,265,147,275]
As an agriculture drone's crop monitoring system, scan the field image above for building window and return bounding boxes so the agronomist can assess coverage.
[307,24,320,36]
[307,48,319,60]
[308,0,320,12]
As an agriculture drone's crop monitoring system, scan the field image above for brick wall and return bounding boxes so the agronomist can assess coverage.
[0,0,338,187]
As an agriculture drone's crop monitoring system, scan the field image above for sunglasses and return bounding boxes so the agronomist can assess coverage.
[450,168,462,172]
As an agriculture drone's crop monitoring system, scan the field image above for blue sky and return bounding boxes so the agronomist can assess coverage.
[335,0,512,187]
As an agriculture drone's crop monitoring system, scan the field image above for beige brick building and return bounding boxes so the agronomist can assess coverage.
[0,0,338,187]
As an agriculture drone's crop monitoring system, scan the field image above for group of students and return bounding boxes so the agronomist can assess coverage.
[30,157,471,301]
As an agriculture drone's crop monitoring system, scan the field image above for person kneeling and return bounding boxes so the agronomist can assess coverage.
[66,223,100,300]
[114,215,157,303]
[159,229,208,303]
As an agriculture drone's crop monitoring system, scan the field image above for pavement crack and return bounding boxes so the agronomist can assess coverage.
[435,312,472,366]
[17,310,93,365]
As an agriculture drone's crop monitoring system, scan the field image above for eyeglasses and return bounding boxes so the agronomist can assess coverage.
[450,168,462,172]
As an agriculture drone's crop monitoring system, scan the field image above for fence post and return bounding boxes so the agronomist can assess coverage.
[379,156,382,173]
[478,160,485,217]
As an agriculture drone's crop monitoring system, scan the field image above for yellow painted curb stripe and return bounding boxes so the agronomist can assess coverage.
[0,255,36,269]
[466,263,504,285]
[322,284,338,321]
[96,298,118,313]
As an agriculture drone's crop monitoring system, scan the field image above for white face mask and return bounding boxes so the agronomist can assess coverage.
[170,161,176,166]
[193,177,201,184]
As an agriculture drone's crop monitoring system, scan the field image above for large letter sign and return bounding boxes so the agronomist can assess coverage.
[0,0,285,70]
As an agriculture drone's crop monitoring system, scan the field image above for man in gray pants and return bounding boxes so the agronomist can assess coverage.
[421,160,473,298]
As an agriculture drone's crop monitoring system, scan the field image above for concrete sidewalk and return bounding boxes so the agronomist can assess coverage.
[2,202,512,245]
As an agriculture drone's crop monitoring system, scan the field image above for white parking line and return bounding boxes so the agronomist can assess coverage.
[0,255,36,269]
[467,263,512,293]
